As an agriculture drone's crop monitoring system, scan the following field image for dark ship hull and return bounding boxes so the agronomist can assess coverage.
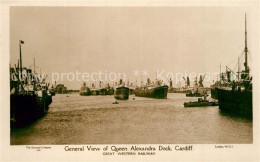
[186,92,203,97]
[135,85,168,99]
[114,87,129,100]
[168,87,192,93]
[90,89,99,95]
[129,88,135,95]
[80,88,91,96]
[80,91,91,96]
[107,88,114,95]
[216,88,252,118]
[184,101,218,107]
[172,89,192,93]
[10,92,52,128]
[50,91,56,96]
[211,88,218,99]
[10,40,53,128]
[99,88,108,95]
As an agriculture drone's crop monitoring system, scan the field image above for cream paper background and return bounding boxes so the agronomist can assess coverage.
[1,0,260,161]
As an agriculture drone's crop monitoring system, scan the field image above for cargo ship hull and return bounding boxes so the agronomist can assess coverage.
[80,91,91,96]
[211,88,218,99]
[184,101,218,107]
[114,87,129,100]
[216,88,252,118]
[186,92,203,97]
[80,88,91,96]
[214,14,252,118]
[99,88,108,95]
[10,92,52,128]
[90,89,99,95]
[107,88,114,95]
[129,88,135,95]
[135,85,168,99]
[168,87,192,93]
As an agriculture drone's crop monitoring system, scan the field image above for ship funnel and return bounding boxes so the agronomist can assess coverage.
[147,78,151,85]
[226,71,231,82]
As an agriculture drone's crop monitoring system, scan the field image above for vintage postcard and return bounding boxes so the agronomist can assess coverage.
[1,0,259,161]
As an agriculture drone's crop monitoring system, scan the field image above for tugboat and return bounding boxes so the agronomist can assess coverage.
[10,40,52,128]
[135,78,168,99]
[216,14,252,118]
[184,95,218,107]
[114,79,129,100]
[80,82,91,96]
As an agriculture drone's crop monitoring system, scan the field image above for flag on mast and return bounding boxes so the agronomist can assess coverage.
[20,40,24,44]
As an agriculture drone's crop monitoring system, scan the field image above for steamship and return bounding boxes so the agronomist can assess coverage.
[10,40,52,128]
[114,79,129,100]
[80,82,91,96]
[135,78,168,99]
[216,14,252,118]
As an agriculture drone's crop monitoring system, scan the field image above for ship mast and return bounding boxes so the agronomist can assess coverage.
[140,74,143,86]
[244,13,248,72]
[34,56,36,73]
[237,56,240,80]
[19,40,24,74]
[219,63,222,81]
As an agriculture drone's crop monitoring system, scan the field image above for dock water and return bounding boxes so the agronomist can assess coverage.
[11,93,252,145]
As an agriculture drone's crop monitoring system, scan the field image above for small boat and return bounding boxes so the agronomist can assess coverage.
[113,101,119,104]
[184,98,219,107]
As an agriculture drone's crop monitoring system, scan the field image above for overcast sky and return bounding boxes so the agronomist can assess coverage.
[10,7,258,89]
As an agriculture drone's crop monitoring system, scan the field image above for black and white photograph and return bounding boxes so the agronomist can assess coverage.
[1,1,259,161]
